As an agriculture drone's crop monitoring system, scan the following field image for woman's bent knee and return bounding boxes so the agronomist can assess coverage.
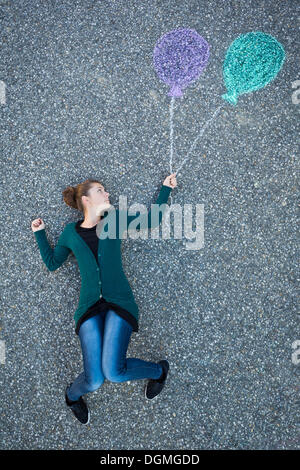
[102,366,126,383]
[102,361,123,382]
[87,377,105,392]
[105,374,124,383]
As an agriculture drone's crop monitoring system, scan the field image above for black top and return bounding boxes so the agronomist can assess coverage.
[74,218,139,335]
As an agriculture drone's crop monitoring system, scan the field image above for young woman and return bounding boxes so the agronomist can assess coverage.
[31,173,177,425]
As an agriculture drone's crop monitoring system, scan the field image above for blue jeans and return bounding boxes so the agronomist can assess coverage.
[67,309,163,401]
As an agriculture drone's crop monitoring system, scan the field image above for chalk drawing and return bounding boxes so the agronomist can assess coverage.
[222,31,286,106]
[153,28,210,203]
[175,103,223,176]
[168,96,175,204]
[153,28,210,99]
[169,96,175,174]
[153,30,286,184]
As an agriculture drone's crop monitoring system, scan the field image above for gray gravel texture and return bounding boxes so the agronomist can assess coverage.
[0,0,299,450]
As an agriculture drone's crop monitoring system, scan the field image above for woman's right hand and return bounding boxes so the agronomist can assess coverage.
[31,218,45,232]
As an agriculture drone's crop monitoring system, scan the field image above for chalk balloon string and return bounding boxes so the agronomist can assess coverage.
[173,102,223,178]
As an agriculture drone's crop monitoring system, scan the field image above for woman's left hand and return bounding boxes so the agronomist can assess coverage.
[163,172,177,189]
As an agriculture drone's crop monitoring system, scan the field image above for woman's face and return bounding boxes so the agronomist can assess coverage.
[84,183,111,213]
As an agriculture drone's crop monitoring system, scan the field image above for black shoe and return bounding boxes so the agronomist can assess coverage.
[145,360,169,400]
[65,384,90,425]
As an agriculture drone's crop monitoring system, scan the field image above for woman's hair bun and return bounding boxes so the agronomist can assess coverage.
[62,185,78,210]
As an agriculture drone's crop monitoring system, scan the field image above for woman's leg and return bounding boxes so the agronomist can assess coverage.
[67,313,106,401]
[102,309,163,382]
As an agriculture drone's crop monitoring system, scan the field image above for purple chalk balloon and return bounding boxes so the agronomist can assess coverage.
[153,28,210,98]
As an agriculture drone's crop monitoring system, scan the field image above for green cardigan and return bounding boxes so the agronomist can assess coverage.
[34,184,173,332]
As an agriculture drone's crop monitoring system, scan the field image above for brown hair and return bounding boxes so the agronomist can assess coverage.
[62,179,102,214]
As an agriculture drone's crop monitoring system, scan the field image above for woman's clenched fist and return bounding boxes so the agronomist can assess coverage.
[31,218,45,232]
[163,172,177,189]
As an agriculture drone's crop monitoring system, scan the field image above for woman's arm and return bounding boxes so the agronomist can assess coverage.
[32,218,71,272]
[126,172,177,231]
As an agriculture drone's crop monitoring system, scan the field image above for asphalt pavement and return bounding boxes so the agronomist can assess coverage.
[0,0,299,450]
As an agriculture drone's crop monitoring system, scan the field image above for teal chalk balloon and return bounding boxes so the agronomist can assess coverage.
[222,31,285,105]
